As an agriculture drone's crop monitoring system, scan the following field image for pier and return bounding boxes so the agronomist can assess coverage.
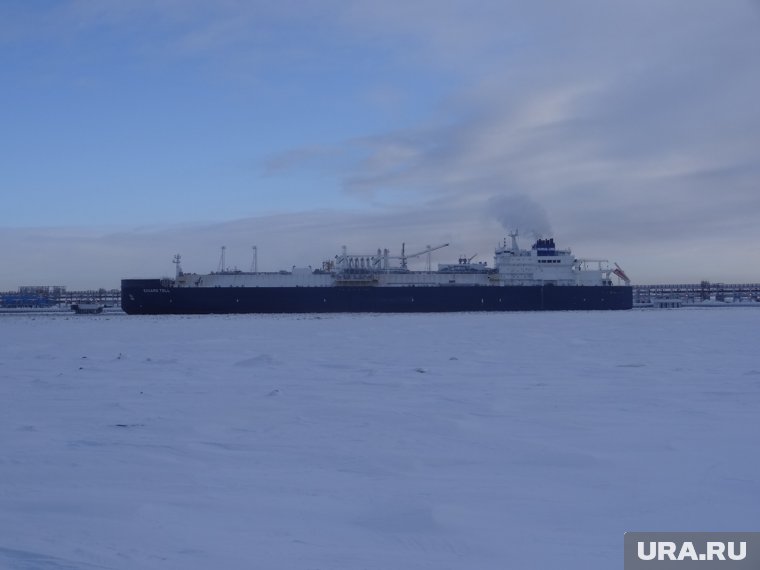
[0,287,120,308]
[633,282,760,304]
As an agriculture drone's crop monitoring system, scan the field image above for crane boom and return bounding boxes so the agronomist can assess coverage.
[404,243,449,259]
[390,242,449,269]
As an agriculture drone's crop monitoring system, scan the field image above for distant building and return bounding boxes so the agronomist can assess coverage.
[19,285,66,296]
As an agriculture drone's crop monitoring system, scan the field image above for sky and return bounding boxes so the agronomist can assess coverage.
[1,1,759,289]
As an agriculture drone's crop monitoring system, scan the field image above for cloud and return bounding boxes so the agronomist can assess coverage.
[2,1,759,286]
[259,9,760,253]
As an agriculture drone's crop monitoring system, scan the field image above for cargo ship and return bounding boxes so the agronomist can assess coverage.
[121,232,632,314]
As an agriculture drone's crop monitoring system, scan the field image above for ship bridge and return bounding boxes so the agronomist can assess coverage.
[492,232,612,286]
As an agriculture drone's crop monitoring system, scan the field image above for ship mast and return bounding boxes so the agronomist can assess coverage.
[508,230,519,252]
[173,254,182,279]
[217,246,226,273]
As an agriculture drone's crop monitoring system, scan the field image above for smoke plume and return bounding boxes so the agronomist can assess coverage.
[487,195,552,237]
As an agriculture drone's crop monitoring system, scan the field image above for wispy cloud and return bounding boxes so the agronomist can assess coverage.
[2,1,759,285]
[261,21,760,248]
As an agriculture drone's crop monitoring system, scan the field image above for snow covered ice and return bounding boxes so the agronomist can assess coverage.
[1,309,758,569]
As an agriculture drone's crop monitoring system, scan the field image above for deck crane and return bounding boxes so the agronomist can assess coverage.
[398,243,450,270]
[334,242,450,272]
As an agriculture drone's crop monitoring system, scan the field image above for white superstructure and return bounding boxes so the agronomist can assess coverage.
[171,232,626,289]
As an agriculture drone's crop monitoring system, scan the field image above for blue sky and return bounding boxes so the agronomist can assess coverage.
[2,1,760,288]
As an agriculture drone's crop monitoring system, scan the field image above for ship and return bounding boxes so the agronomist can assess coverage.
[121,231,632,314]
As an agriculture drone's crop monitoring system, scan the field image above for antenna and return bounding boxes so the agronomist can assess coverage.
[250,246,258,273]
[217,246,226,273]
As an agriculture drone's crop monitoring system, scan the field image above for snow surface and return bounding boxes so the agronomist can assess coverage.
[1,309,758,569]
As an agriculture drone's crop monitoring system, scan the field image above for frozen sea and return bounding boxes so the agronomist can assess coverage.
[1,308,758,569]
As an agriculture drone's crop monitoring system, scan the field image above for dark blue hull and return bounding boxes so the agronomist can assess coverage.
[121,279,633,314]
